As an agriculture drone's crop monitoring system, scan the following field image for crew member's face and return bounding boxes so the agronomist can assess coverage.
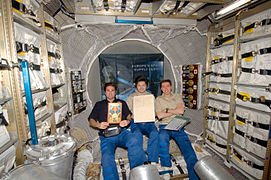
[136,81,147,94]
[161,82,172,95]
[105,85,116,101]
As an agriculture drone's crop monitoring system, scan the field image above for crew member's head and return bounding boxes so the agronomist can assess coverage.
[135,76,148,94]
[160,79,172,95]
[104,82,117,102]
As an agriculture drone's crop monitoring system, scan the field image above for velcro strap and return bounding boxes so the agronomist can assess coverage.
[219,89,231,95]
[214,34,235,46]
[216,142,227,149]
[247,136,267,147]
[12,0,26,14]
[56,120,66,128]
[207,135,215,143]
[29,62,41,71]
[233,149,242,161]
[50,68,63,74]
[48,51,61,59]
[211,56,233,65]
[219,73,232,77]
[259,69,271,76]
[252,163,264,170]
[243,22,256,33]
[121,0,127,12]
[207,106,229,115]
[252,122,269,130]
[241,67,254,73]
[0,113,9,126]
[16,41,39,54]
[259,47,271,55]
[207,115,216,120]
[241,51,256,59]
[103,0,109,10]
[207,115,229,121]
[261,18,271,26]
[235,128,245,137]
[45,21,57,32]
[237,93,249,101]
[236,115,246,124]
[241,67,271,76]
[202,71,214,76]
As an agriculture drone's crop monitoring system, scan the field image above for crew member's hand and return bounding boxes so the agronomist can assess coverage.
[119,120,129,127]
[98,122,109,129]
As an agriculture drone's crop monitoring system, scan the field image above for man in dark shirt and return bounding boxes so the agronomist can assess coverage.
[89,82,147,180]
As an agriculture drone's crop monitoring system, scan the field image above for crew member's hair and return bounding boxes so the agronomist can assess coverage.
[104,82,117,91]
[160,79,172,88]
[135,76,148,86]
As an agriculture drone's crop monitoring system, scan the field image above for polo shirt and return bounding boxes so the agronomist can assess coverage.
[155,93,184,124]
[88,98,131,134]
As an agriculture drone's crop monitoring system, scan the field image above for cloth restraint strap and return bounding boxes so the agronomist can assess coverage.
[12,0,26,14]
[247,136,268,147]
[241,67,271,76]
[16,41,39,54]
[171,154,184,174]
[236,115,246,124]
[233,149,264,170]
[214,34,234,46]
[207,88,231,95]
[243,18,271,33]
[207,115,229,121]
[252,122,269,130]
[50,68,63,74]
[235,127,245,137]
[211,56,233,65]
[203,71,232,77]
[216,142,227,149]
[207,106,229,115]
[237,93,271,109]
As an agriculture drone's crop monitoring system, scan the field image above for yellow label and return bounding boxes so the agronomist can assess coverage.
[208,135,215,143]
[239,92,250,101]
[237,120,244,126]
[13,8,24,15]
[48,56,52,61]
[211,110,216,115]
[210,88,218,94]
[244,28,254,34]
[234,155,242,163]
[15,0,23,3]
[214,56,220,60]
[224,39,233,44]
[17,51,26,56]
[244,56,253,62]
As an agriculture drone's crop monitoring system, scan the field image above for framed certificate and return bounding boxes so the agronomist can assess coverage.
[107,103,122,124]
[133,94,155,123]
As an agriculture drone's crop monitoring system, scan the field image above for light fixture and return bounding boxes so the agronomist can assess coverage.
[216,0,251,16]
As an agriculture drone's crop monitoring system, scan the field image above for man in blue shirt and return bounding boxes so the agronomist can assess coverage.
[89,82,147,180]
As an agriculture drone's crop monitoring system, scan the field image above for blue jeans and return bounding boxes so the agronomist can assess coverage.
[159,125,199,180]
[100,128,147,180]
[131,120,159,162]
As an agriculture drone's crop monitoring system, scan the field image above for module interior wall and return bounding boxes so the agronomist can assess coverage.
[61,25,207,161]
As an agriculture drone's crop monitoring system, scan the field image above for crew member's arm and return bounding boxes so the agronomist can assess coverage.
[89,118,109,129]
[119,101,132,127]
[167,102,185,115]
[119,114,131,127]
[155,99,185,120]
[88,103,109,129]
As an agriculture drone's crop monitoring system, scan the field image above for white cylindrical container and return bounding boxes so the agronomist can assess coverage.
[25,134,76,180]
[129,164,160,180]
[194,156,235,180]
[1,164,65,180]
